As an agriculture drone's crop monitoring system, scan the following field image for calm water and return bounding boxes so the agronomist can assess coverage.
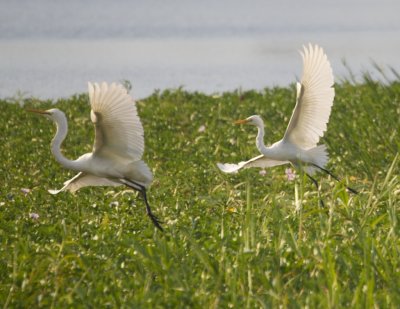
[1,0,400,99]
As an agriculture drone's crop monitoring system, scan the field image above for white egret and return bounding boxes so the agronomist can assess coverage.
[218,44,357,195]
[29,82,163,231]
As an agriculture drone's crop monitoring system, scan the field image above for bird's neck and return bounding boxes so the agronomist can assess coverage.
[255,124,271,155]
[51,115,80,171]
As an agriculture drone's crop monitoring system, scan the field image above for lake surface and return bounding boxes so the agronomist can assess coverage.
[1,0,399,99]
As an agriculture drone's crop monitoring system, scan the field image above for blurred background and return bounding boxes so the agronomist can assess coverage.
[1,0,399,99]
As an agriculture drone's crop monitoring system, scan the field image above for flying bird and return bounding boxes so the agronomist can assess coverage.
[29,82,163,231]
[217,44,357,195]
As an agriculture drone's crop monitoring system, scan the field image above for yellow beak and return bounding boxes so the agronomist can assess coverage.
[27,109,50,115]
[234,119,248,125]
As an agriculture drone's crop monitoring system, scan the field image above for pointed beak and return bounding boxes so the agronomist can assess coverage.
[27,109,50,115]
[234,119,248,125]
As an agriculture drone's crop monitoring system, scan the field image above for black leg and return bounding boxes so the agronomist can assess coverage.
[306,173,325,207]
[122,179,163,231]
[311,164,358,194]
[139,187,164,232]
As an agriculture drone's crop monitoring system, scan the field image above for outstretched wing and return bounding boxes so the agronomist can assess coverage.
[88,82,145,160]
[48,172,121,194]
[217,155,288,173]
[283,44,335,149]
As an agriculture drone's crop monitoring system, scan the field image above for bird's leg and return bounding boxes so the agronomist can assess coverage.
[121,179,163,231]
[311,164,358,194]
[139,187,164,232]
[306,173,325,207]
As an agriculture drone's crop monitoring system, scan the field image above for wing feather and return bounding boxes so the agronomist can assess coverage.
[48,172,121,194]
[89,82,145,161]
[283,44,335,149]
[217,155,288,173]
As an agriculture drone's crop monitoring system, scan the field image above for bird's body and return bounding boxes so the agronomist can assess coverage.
[47,109,151,185]
[218,44,357,194]
[29,82,162,230]
[218,118,328,176]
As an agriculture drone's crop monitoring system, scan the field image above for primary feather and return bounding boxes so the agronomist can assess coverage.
[48,172,121,194]
[283,44,335,149]
[88,82,145,161]
[217,155,288,173]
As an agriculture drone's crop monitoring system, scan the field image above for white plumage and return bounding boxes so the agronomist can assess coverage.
[29,82,162,231]
[284,44,335,150]
[217,155,288,174]
[218,44,335,178]
[89,82,145,161]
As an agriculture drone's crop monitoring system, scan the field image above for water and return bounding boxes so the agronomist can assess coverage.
[1,0,399,99]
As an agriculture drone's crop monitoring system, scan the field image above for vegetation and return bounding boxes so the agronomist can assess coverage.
[0,80,399,308]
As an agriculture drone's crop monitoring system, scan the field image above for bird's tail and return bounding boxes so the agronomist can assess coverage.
[304,145,329,175]
[127,160,153,187]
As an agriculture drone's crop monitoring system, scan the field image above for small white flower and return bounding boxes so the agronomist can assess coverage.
[198,125,206,133]
[21,188,31,195]
[285,168,296,181]
[29,213,39,220]
[109,201,119,207]
[259,170,267,176]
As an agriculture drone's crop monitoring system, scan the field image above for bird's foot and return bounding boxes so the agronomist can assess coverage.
[147,211,164,232]
[346,186,358,195]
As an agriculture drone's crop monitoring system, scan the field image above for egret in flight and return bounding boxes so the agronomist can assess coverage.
[29,82,163,231]
[218,44,357,195]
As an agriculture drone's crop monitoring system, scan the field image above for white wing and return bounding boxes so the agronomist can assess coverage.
[88,82,145,161]
[283,44,335,149]
[217,155,288,173]
[49,172,121,194]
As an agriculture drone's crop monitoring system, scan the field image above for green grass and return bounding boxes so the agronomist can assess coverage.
[0,80,399,308]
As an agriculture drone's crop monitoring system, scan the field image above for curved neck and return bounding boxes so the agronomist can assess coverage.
[51,115,80,171]
[255,123,268,154]
[256,124,274,157]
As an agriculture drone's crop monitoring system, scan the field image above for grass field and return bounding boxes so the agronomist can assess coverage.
[1,80,399,308]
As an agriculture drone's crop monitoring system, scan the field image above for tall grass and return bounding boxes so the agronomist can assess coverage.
[0,80,399,307]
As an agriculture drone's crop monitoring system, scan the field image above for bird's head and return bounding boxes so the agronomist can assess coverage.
[235,115,264,127]
[28,108,65,121]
